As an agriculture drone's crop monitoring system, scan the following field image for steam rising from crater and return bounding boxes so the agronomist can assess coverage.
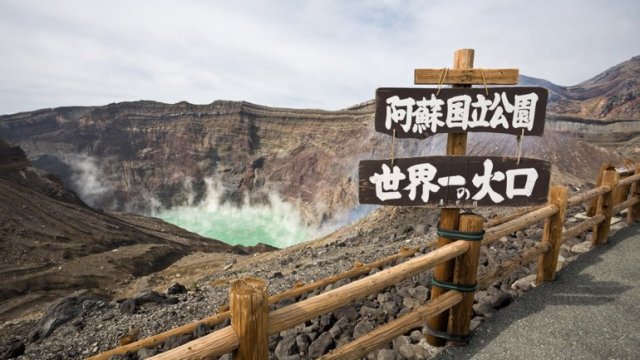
[65,155,114,207]
[154,179,311,248]
[59,155,373,248]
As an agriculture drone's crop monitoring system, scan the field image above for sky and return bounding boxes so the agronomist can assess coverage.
[0,0,638,115]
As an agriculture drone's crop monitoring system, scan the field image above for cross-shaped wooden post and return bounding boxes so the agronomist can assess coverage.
[418,49,519,347]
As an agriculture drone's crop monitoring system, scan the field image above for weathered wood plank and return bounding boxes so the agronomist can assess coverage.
[627,163,640,223]
[536,186,568,284]
[375,87,548,138]
[230,278,268,360]
[448,214,484,343]
[567,186,610,207]
[483,204,558,246]
[477,242,550,290]
[593,170,619,245]
[90,245,431,360]
[427,47,473,348]
[268,240,470,334]
[148,327,239,360]
[561,214,605,244]
[359,156,551,207]
[414,68,520,85]
[318,291,463,360]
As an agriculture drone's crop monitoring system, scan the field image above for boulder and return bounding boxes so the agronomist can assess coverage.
[377,348,399,360]
[0,338,25,359]
[137,348,160,359]
[398,344,429,360]
[119,290,179,315]
[30,294,95,341]
[167,282,188,295]
[274,335,297,359]
[353,319,375,339]
[308,332,334,358]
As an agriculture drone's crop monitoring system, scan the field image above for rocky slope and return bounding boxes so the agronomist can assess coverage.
[521,55,640,121]
[0,202,627,359]
[0,139,271,322]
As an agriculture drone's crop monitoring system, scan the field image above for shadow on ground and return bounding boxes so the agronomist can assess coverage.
[433,223,640,360]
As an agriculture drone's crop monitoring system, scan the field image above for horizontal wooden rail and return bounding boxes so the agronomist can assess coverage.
[561,214,606,244]
[270,242,431,303]
[566,186,610,207]
[97,160,640,360]
[318,291,463,360]
[477,242,550,289]
[613,196,639,214]
[414,68,519,85]
[268,240,469,334]
[148,326,238,360]
[483,204,558,246]
[155,241,469,358]
[615,164,636,176]
[618,173,640,186]
[90,243,431,360]
[88,312,232,360]
[484,205,543,228]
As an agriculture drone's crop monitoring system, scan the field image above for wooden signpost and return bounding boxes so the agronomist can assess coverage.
[375,87,548,138]
[358,49,552,347]
[359,156,551,207]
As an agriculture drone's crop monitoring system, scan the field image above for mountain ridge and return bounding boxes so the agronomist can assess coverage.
[520,55,640,120]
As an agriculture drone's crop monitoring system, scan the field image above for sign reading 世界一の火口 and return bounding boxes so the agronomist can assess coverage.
[359,156,551,207]
[375,87,548,138]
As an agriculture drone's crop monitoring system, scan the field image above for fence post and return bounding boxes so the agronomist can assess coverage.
[230,277,268,360]
[587,163,612,216]
[426,209,459,347]
[447,214,484,344]
[536,186,568,285]
[593,170,619,246]
[627,163,640,224]
[427,48,474,347]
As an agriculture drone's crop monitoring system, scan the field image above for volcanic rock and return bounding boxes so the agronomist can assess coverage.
[307,332,334,358]
[0,337,25,359]
[167,283,188,295]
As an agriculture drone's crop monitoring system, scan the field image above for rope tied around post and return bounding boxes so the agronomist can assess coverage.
[425,324,471,344]
[480,69,489,95]
[431,278,477,292]
[436,228,485,241]
[436,68,449,96]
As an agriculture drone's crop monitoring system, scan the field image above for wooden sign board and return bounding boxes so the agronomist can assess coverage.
[375,87,548,138]
[359,156,551,207]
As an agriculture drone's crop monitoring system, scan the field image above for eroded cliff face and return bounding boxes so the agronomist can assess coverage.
[0,99,623,231]
[1,101,383,226]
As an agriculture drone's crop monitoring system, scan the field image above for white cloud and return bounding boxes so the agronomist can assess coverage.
[0,0,638,114]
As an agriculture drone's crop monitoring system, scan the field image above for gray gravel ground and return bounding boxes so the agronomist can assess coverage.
[435,223,640,360]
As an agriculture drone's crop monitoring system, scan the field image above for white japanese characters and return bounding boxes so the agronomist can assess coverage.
[369,159,539,205]
[385,91,539,135]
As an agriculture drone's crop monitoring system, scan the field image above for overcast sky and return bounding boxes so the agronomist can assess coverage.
[0,0,638,115]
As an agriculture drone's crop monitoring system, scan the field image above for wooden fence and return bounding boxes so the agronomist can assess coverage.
[90,162,640,360]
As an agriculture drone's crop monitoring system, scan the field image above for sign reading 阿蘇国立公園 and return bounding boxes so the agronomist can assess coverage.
[359,156,551,207]
[375,87,548,138]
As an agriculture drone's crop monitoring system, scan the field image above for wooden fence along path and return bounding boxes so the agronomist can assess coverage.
[88,162,640,360]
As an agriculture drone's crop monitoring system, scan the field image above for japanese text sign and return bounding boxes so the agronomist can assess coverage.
[359,156,551,207]
[375,87,548,138]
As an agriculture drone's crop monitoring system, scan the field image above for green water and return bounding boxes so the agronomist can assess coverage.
[155,195,310,248]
